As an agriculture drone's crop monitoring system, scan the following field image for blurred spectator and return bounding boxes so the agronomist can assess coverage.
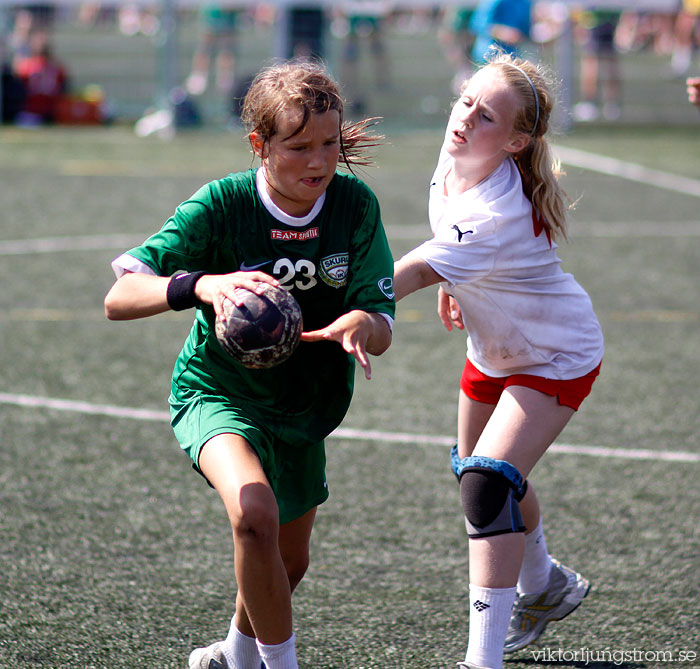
[1,41,26,122]
[11,3,55,48]
[687,76,700,108]
[13,29,67,124]
[9,7,35,65]
[285,6,326,60]
[118,3,160,37]
[615,9,677,55]
[77,2,118,27]
[337,0,392,113]
[185,6,241,97]
[671,0,700,76]
[469,0,531,65]
[530,1,567,46]
[438,6,476,93]
[573,7,622,122]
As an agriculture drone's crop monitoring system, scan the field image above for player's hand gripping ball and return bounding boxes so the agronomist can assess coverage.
[215,284,303,369]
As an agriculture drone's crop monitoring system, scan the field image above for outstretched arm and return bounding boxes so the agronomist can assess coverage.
[393,255,444,301]
[104,270,278,320]
[301,310,391,380]
[104,272,172,320]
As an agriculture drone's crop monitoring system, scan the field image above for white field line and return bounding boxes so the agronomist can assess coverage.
[2,219,699,257]
[0,233,145,256]
[2,148,700,256]
[1,392,698,464]
[555,145,700,199]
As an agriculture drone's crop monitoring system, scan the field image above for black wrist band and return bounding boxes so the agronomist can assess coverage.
[166,271,207,311]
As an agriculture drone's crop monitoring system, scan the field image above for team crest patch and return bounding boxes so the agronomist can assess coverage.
[319,253,349,288]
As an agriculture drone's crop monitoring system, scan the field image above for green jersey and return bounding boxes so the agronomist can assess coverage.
[115,168,395,446]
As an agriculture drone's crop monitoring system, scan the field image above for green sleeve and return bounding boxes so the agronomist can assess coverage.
[345,184,395,319]
[125,182,221,277]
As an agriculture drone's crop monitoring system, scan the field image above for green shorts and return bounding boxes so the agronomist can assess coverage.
[169,388,329,525]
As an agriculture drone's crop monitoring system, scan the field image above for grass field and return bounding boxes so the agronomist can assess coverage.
[1,48,700,669]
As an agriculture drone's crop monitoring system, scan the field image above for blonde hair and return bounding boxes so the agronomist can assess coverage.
[479,53,570,240]
[241,59,382,171]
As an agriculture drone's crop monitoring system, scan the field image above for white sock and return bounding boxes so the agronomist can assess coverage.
[465,584,516,669]
[256,633,297,669]
[221,618,262,669]
[517,518,554,595]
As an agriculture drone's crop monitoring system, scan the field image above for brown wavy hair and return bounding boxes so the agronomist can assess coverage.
[241,59,382,171]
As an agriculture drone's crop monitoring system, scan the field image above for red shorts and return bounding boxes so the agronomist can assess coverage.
[460,358,601,411]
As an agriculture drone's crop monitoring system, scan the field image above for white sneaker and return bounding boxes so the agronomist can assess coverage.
[504,559,590,653]
[573,101,599,122]
[189,641,228,669]
[602,102,621,121]
[186,72,208,96]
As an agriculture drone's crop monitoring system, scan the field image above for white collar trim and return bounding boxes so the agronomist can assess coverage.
[256,167,325,228]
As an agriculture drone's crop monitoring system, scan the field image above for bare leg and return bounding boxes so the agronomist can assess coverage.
[456,389,494,458]
[579,53,600,104]
[460,387,574,667]
[457,388,541,534]
[233,506,317,638]
[467,386,574,588]
[198,433,293,645]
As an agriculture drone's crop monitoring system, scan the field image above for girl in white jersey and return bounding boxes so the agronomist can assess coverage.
[394,53,604,669]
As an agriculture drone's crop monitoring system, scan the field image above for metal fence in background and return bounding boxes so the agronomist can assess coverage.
[1,1,698,132]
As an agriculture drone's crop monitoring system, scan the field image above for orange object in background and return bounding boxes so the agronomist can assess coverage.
[54,96,104,124]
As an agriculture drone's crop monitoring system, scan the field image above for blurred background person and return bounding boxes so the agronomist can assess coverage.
[572,6,622,122]
[336,0,392,114]
[185,5,242,97]
[283,5,326,60]
[615,8,677,55]
[671,0,700,76]
[438,5,476,94]
[117,2,159,36]
[9,2,56,68]
[1,39,26,123]
[13,27,67,124]
[468,0,532,65]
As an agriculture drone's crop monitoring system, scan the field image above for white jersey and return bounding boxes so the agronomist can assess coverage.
[404,152,604,379]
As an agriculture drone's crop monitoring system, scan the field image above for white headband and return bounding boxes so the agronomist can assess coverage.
[504,63,540,136]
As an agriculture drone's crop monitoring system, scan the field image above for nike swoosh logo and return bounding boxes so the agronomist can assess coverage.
[239,260,269,272]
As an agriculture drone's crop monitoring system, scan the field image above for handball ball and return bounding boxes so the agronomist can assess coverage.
[215,284,303,369]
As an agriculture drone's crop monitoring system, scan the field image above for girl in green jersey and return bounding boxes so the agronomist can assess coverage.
[105,60,394,669]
